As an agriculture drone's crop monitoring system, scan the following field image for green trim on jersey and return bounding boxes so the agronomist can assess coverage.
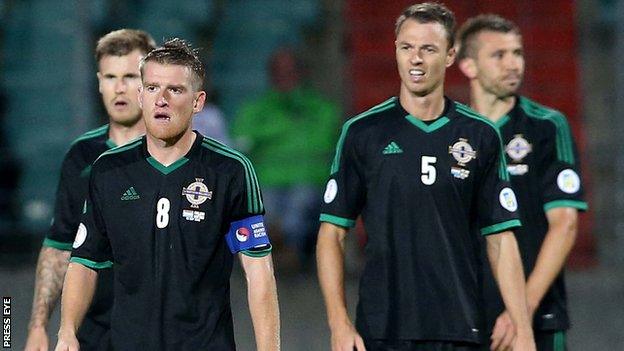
[42,238,73,251]
[320,213,356,228]
[480,219,522,236]
[544,200,588,212]
[405,115,450,133]
[494,114,511,128]
[519,97,575,164]
[146,156,190,175]
[80,165,92,178]
[553,331,565,351]
[70,124,109,146]
[106,139,117,148]
[70,257,113,269]
[241,245,272,258]
[97,138,143,161]
[201,138,264,214]
[455,103,510,181]
[330,98,396,174]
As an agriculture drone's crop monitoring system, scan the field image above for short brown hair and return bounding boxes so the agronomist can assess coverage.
[395,2,456,48]
[456,14,521,60]
[95,29,156,63]
[139,38,205,91]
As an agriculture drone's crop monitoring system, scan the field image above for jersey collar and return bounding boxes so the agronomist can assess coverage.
[494,95,521,129]
[143,132,203,175]
[399,96,452,133]
[102,124,117,149]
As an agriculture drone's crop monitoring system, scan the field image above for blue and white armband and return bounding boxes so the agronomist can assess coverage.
[225,215,271,255]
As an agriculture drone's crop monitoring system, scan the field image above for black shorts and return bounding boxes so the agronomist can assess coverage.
[535,330,566,351]
[364,340,487,351]
[77,320,111,351]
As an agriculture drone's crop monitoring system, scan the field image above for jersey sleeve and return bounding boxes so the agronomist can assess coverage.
[539,114,588,212]
[43,147,90,251]
[70,170,113,270]
[225,157,271,257]
[319,125,365,228]
[477,130,522,236]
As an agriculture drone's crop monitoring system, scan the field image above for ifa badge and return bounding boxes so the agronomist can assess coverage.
[182,178,213,208]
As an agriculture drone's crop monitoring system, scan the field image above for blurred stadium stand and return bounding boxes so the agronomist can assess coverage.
[0,0,326,233]
[211,0,321,117]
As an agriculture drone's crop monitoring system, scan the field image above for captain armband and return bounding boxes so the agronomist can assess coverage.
[225,215,271,254]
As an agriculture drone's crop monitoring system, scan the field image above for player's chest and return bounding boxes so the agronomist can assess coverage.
[500,124,540,178]
[100,165,229,235]
[363,128,483,189]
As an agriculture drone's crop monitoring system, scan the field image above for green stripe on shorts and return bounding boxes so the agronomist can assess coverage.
[554,331,565,351]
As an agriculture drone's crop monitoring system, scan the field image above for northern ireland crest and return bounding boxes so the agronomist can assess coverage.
[506,134,532,162]
[182,178,213,208]
[448,138,477,166]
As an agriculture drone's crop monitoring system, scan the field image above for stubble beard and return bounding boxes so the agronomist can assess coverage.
[109,107,142,128]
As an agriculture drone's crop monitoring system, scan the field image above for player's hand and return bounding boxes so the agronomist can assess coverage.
[24,326,49,351]
[490,311,515,351]
[54,329,79,351]
[330,322,366,351]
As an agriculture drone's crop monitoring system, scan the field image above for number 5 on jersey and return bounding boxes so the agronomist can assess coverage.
[421,156,437,185]
[156,198,170,228]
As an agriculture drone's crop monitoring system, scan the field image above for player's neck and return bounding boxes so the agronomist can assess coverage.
[146,128,196,166]
[108,119,145,146]
[470,84,516,123]
[399,86,446,121]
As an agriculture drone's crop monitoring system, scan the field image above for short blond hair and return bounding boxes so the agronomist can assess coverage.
[95,29,156,63]
[139,38,205,91]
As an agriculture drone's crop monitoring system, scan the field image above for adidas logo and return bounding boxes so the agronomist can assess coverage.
[382,141,403,154]
[120,187,140,201]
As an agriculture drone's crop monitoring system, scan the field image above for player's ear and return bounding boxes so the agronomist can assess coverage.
[458,57,477,80]
[96,72,103,94]
[193,91,206,113]
[446,46,456,67]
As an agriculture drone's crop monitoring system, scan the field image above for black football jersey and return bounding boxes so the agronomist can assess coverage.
[71,132,270,350]
[482,96,587,332]
[43,124,116,350]
[45,125,115,248]
[320,97,521,343]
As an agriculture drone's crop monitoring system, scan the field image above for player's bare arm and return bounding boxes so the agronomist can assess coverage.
[55,262,98,351]
[526,207,578,317]
[25,247,70,351]
[486,231,535,351]
[316,222,366,351]
[240,253,280,351]
[489,209,578,351]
